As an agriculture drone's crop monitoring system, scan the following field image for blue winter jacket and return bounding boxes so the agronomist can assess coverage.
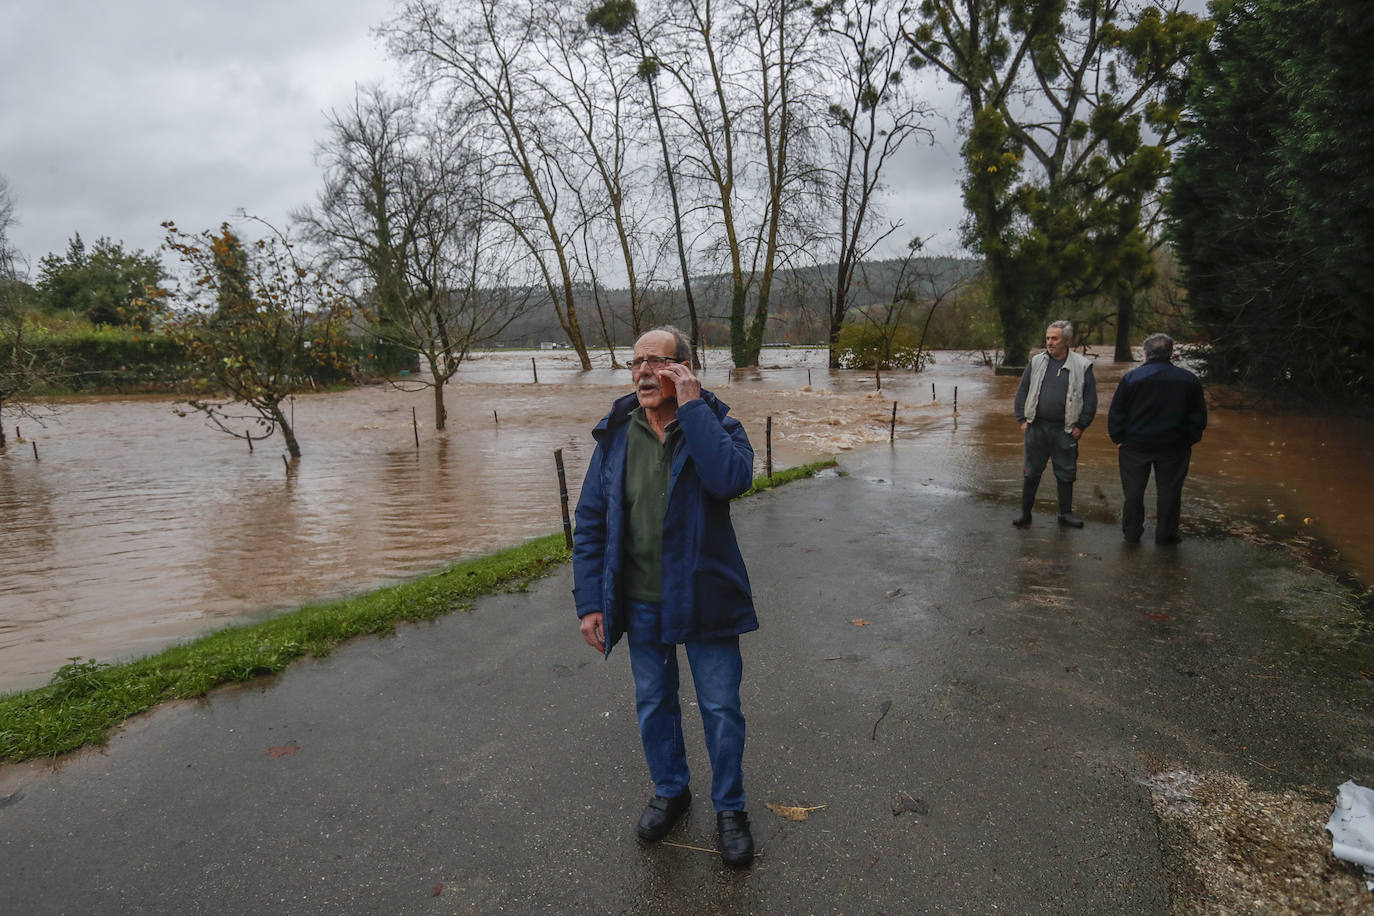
[572,389,758,655]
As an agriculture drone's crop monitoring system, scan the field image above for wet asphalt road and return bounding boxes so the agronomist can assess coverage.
[2,442,1371,915]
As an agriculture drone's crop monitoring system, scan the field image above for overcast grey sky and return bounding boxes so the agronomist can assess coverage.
[1,0,967,277]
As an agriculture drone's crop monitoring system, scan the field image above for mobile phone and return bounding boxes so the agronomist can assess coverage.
[657,368,676,398]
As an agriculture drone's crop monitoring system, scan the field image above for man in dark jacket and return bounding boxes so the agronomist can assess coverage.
[573,326,757,868]
[1108,333,1208,544]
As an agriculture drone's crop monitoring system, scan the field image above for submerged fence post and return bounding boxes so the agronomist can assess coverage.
[33,441,39,460]
[954,386,959,414]
[246,430,253,453]
[412,407,420,448]
[890,401,898,442]
[532,358,539,384]
[807,368,812,388]
[931,383,936,402]
[493,410,499,425]
[766,416,773,480]
[555,448,573,550]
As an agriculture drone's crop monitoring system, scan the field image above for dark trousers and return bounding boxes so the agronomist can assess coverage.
[1118,445,1192,543]
[1023,419,1078,483]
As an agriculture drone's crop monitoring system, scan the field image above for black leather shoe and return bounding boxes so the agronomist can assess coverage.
[636,789,690,842]
[717,810,755,868]
[1057,512,1084,528]
[1012,512,1032,528]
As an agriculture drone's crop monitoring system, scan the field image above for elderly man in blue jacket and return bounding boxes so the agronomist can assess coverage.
[573,326,758,868]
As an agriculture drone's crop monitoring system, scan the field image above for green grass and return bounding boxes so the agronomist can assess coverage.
[0,461,835,765]
[741,459,837,497]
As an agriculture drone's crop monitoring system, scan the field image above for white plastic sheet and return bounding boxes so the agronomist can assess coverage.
[1327,780,1374,892]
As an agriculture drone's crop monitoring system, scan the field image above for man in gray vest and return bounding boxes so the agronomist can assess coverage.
[1012,320,1098,528]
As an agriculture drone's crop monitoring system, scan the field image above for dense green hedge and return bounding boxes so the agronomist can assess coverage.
[5,322,417,393]
[26,323,189,391]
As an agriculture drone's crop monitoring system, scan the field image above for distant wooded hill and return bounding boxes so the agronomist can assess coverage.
[495,256,984,348]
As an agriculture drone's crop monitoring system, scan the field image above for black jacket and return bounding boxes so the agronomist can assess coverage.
[1108,360,1207,450]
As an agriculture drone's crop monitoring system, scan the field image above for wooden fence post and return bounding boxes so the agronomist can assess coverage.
[555,449,574,550]
[766,417,773,480]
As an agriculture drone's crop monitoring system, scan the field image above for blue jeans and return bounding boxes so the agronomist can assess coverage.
[625,600,746,812]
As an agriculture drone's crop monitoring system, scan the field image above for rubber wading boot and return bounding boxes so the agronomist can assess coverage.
[1056,480,1084,528]
[1012,477,1037,527]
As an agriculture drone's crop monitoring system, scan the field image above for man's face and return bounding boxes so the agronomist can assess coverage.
[1044,327,1069,359]
[631,331,681,411]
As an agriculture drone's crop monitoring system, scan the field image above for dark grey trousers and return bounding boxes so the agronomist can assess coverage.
[1023,419,1078,484]
[1118,445,1192,543]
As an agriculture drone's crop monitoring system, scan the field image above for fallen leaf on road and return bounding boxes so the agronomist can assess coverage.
[765,802,828,822]
[891,793,929,817]
[1147,612,1173,622]
[851,618,871,627]
[267,745,299,759]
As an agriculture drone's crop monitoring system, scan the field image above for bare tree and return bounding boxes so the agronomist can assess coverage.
[644,0,828,368]
[296,86,419,336]
[298,87,537,428]
[0,302,65,450]
[384,0,596,369]
[586,1,708,366]
[0,175,21,282]
[0,176,60,448]
[534,3,660,346]
[815,0,934,368]
[838,237,965,386]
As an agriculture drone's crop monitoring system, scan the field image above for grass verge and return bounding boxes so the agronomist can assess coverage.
[742,459,836,497]
[0,460,836,765]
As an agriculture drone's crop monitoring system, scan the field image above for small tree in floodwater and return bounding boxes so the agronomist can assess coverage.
[298,86,538,430]
[162,219,355,458]
[0,292,67,449]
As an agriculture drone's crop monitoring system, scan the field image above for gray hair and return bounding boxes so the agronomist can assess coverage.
[1048,320,1073,340]
[650,325,692,362]
[1143,333,1174,362]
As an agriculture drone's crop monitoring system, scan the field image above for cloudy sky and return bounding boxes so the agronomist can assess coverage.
[1,0,968,278]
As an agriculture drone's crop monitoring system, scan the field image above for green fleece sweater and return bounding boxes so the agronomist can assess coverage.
[621,407,681,603]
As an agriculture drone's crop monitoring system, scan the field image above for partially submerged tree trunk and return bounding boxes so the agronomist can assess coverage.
[272,403,302,459]
[431,363,448,431]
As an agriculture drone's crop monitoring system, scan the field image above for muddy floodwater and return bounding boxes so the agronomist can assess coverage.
[2,348,1371,693]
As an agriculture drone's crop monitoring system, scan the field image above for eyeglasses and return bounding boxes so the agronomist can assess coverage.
[629,355,678,370]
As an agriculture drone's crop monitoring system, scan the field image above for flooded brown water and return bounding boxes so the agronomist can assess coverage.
[2,348,1370,693]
